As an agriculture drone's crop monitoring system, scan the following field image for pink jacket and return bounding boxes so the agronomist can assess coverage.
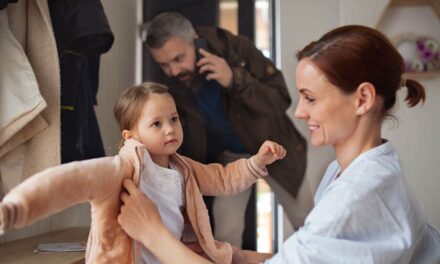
[0,139,267,263]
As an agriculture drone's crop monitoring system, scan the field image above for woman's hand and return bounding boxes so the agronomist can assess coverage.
[117,178,164,247]
[118,179,212,264]
[254,140,287,169]
[232,245,247,264]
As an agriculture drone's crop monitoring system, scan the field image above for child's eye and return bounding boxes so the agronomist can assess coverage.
[171,116,179,123]
[151,121,161,127]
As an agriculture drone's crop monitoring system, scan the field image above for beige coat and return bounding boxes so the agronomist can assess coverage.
[0,0,60,193]
[0,139,267,263]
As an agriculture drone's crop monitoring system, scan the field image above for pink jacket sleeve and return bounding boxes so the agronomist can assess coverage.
[0,156,127,234]
[181,155,268,196]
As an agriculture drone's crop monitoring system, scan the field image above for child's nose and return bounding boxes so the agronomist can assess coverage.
[165,125,174,135]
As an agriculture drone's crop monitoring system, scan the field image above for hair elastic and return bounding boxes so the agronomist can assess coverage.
[400,78,407,87]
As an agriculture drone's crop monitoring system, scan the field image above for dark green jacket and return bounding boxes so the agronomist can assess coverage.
[168,26,307,198]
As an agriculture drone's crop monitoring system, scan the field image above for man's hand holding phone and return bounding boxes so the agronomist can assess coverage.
[196,46,233,88]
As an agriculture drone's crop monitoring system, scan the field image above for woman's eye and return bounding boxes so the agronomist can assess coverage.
[171,116,179,123]
[305,96,315,103]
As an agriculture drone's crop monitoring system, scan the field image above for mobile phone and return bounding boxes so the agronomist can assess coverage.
[195,38,208,61]
[194,38,209,81]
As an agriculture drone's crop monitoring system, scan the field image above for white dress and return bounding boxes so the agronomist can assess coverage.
[267,141,440,264]
[139,151,185,264]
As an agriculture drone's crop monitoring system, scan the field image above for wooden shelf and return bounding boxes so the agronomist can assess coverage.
[404,70,440,79]
[391,0,435,6]
[0,227,88,264]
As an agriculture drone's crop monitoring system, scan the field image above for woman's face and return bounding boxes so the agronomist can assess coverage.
[294,59,359,147]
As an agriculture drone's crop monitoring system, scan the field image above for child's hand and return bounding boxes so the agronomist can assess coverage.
[231,246,247,264]
[254,140,286,168]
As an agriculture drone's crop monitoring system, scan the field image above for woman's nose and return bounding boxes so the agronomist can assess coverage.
[294,102,307,120]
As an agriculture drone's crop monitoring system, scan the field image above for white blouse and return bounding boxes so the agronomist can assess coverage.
[267,141,440,264]
[139,151,185,264]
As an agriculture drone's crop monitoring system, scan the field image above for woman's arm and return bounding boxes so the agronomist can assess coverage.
[240,250,273,264]
[117,179,275,264]
[117,179,211,264]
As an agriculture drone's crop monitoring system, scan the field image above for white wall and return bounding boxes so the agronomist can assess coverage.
[277,0,440,241]
[97,0,142,156]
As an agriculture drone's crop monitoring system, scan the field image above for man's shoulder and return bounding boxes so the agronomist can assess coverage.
[196,26,253,62]
[196,26,242,46]
[195,26,229,39]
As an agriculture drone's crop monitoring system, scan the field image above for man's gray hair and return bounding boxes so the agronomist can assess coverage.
[146,12,196,48]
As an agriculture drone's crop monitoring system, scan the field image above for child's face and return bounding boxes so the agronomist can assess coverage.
[131,94,183,157]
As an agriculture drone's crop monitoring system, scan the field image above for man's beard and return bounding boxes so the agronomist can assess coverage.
[170,70,205,92]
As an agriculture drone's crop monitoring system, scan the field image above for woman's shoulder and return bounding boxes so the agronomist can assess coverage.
[314,142,405,214]
[342,141,402,185]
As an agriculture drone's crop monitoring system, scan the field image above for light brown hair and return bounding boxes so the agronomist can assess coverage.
[114,82,170,145]
[297,25,425,117]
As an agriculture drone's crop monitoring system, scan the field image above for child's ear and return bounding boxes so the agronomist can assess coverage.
[122,130,133,140]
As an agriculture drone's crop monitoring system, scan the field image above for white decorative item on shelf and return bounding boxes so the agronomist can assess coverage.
[392,32,440,73]
[375,0,440,78]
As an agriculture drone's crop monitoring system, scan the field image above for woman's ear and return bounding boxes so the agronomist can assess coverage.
[121,130,133,140]
[355,82,376,115]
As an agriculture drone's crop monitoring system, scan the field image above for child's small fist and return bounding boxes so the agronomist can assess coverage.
[254,140,286,168]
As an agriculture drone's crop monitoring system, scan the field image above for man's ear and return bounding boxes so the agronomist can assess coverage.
[355,82,376,115]
[122,130,133,140]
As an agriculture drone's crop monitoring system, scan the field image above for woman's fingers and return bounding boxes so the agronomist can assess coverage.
[122,178,137,194]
